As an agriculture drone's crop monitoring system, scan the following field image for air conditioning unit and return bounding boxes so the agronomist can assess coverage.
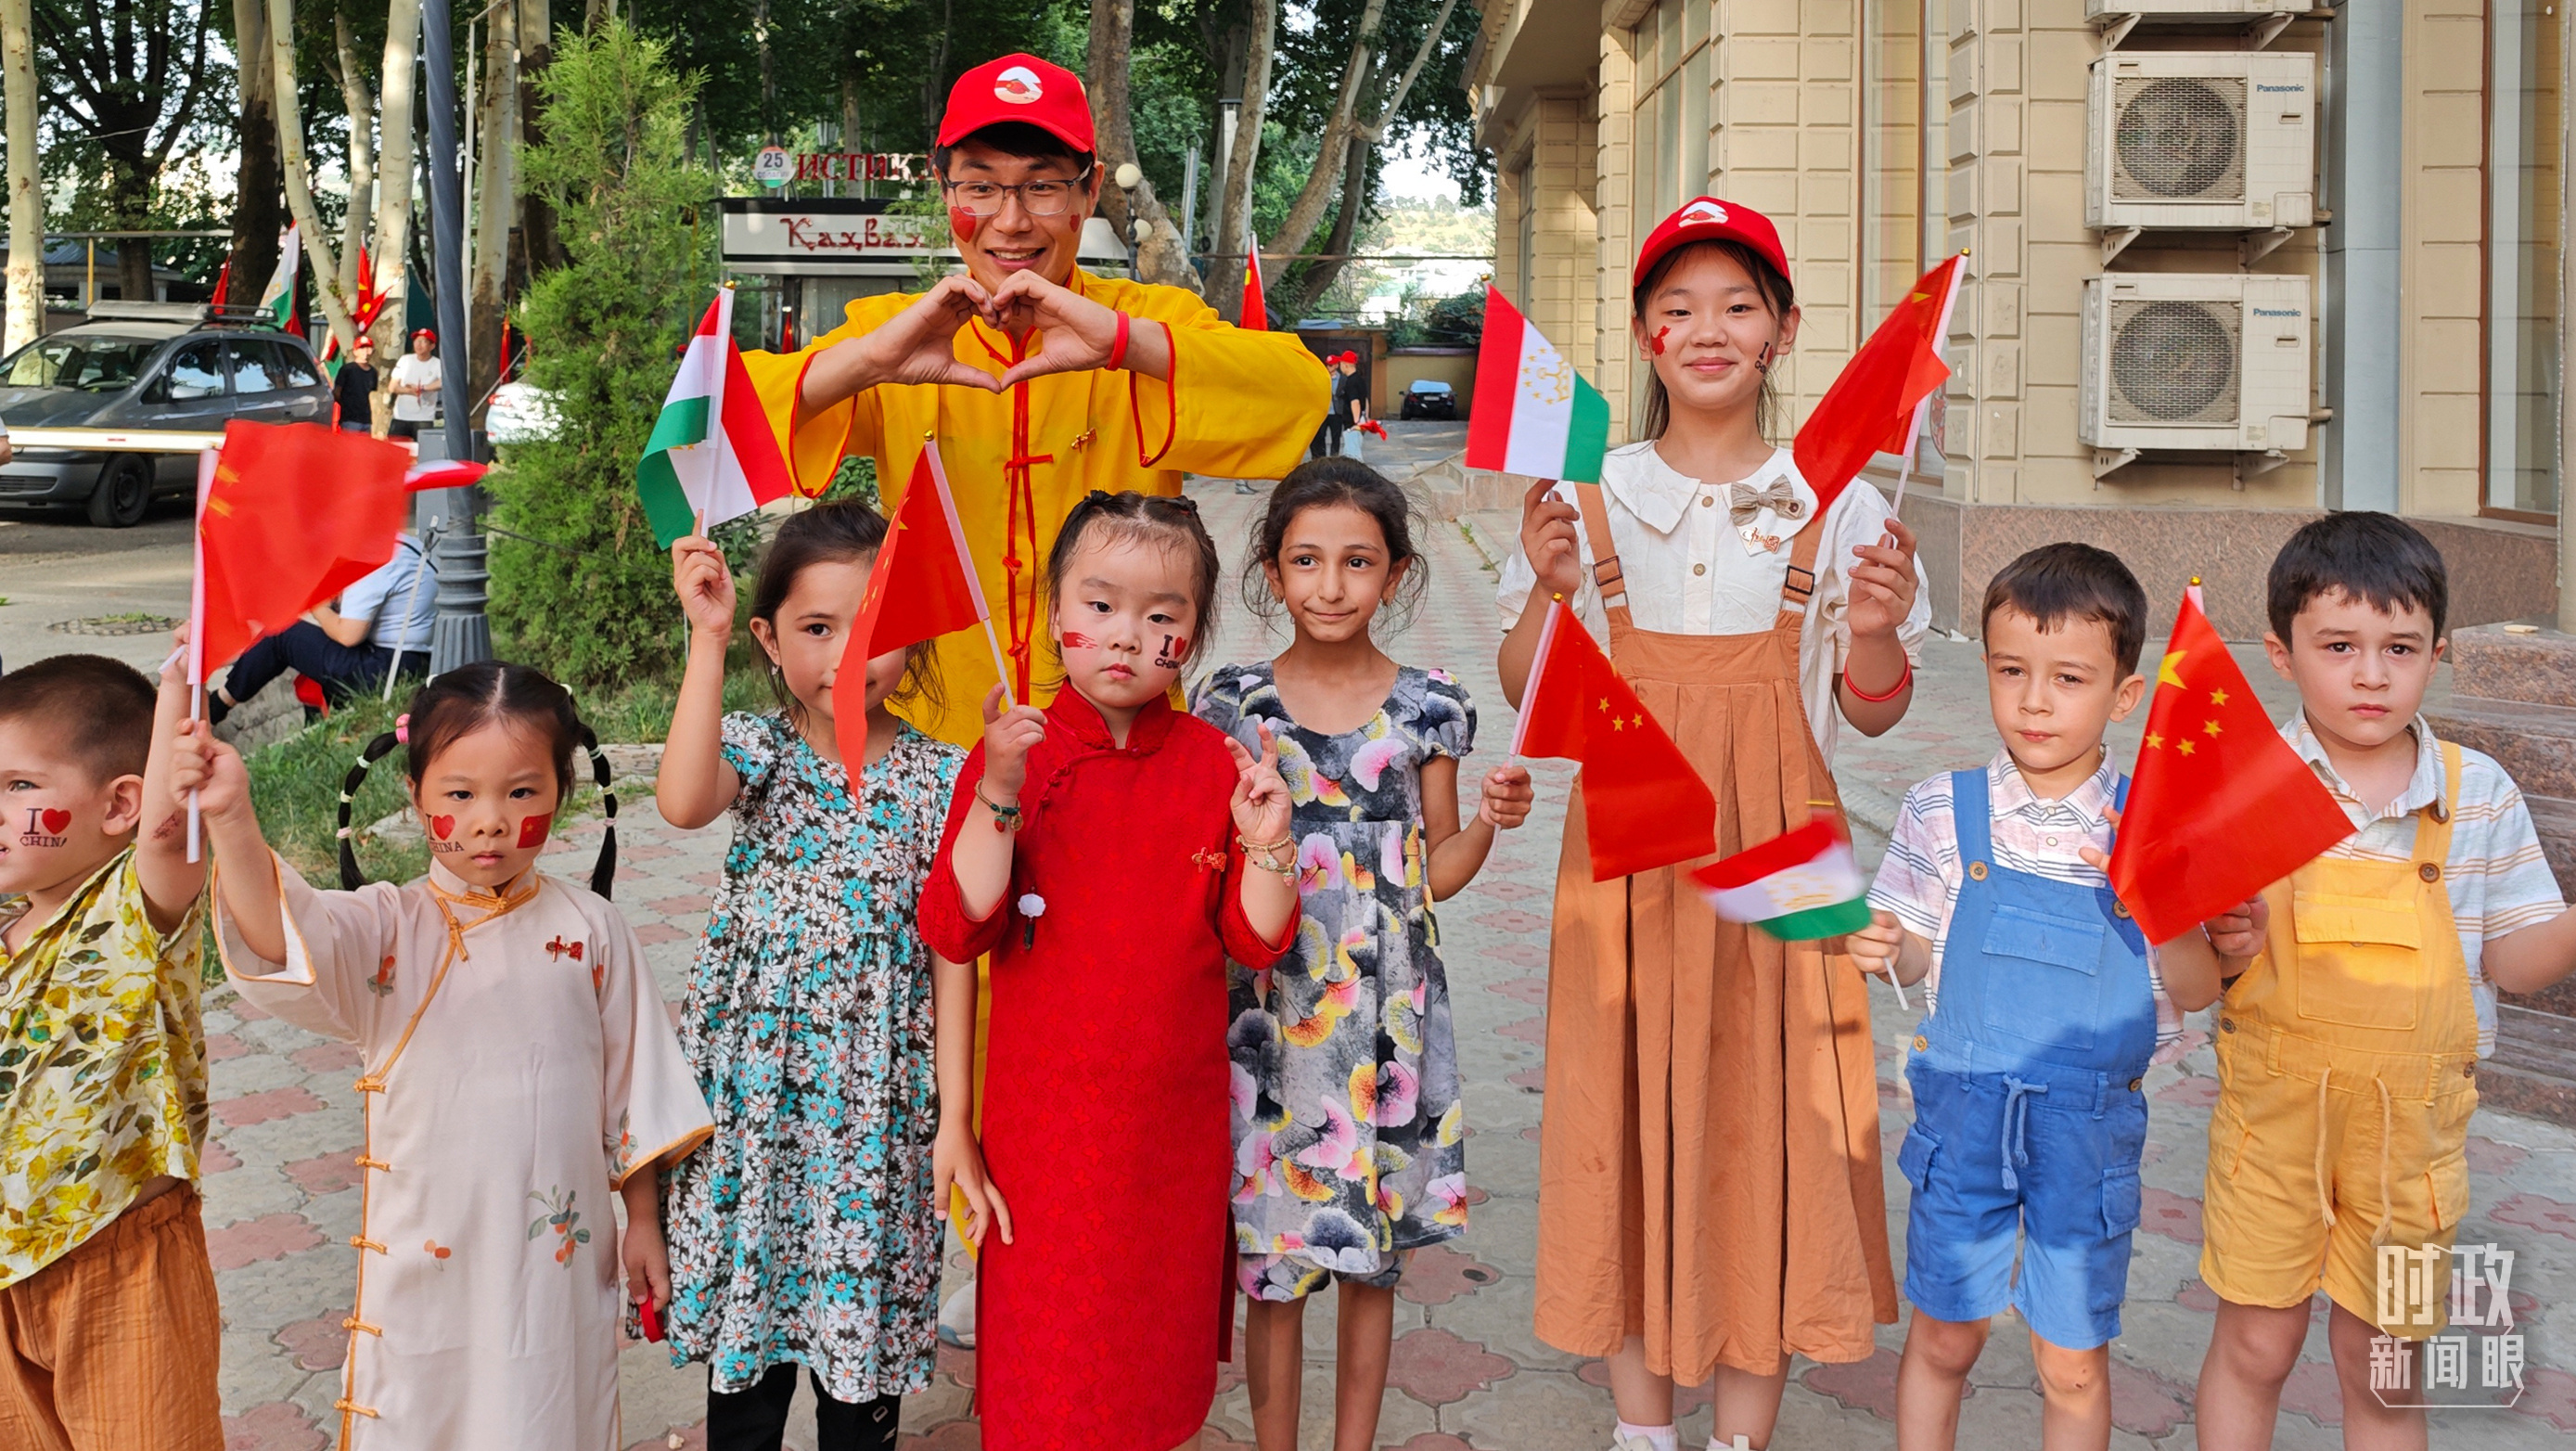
[2086,51,2315,231]
[2087,0,2301,18]
[2080,274,2313,455]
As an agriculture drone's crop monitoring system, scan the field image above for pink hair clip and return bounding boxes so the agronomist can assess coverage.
[394,713,411,745]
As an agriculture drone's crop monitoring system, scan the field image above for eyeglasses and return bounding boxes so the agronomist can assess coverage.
[943,169,1094,218]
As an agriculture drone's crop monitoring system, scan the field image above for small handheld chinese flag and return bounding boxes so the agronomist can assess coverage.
[1793,253,1962,514]
[1241,225,1269,331]
[1512,597,1716,880]
[193,421,410,674]
[834,441,996,779]
[2107,585,2353,943]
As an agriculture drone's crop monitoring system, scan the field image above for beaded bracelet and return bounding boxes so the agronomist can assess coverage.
[977,781,1025,832]
[1238,832,1295,881]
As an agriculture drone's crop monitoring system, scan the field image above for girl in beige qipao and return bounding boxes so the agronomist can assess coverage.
[179,662,712,1450]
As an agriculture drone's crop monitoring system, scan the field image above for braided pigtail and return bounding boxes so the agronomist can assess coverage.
[575,719,618,898]
[337,718,411,890]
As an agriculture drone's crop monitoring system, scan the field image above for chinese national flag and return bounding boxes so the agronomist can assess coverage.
[1511,597,1717,880]
[194,422,410,674]
[835,442,991,777]
[2107,588,2353,942]
[1241,226,1269,331]
[1792,254,1961,513]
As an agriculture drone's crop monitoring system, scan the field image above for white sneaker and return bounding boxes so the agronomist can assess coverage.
[936,1279,976,1348]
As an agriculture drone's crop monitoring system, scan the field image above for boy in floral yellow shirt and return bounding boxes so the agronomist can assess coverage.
[0,648,218,1450]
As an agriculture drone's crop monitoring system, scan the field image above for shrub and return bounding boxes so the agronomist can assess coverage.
[485,21,718,689]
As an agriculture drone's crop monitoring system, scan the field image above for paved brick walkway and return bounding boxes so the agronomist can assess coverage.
[208,444,2574,1448]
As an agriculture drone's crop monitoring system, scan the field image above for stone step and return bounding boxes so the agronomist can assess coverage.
[2425,695,2576,802]
[2447,624,2576,709]
[2530,794,2576,894]
[2485,1006,2576,1127]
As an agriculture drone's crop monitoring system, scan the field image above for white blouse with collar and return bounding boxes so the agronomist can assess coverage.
[1495,442,1930,764]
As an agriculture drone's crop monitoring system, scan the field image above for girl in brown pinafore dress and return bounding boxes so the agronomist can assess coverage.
[1495,198,1927,1451]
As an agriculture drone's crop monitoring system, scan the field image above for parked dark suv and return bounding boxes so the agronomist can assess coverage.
[0,303,332,526]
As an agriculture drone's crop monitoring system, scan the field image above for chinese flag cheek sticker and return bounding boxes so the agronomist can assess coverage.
[517,813,554,850]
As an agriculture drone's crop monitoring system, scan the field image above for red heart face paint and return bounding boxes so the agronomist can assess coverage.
[948,208,981,244]
[1650,326,1671,356]
[1060,631,1103,650]
[1153,635,1190,670]
[517,813,554,849]
[19,806,70,849]
[427,815,462,854]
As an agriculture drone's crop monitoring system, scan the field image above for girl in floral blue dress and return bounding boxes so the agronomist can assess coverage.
[1193,459,1535,1451]
[653,503,959,1451]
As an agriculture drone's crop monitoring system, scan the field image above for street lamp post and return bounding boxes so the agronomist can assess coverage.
[421,0,492,674]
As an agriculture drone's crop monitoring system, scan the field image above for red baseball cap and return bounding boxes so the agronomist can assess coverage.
[1633,197,1790,291]
[937,54,1096,156]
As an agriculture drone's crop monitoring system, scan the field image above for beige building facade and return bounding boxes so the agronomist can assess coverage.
[1472,0,2566,636]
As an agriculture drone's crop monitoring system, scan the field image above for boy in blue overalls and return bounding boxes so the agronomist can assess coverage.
[1851,544,2247,1451]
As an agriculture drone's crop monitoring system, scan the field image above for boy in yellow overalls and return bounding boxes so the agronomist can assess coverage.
[2194,513,2576,1448]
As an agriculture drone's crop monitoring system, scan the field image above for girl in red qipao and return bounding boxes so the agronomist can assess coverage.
[920,491,1301,1451]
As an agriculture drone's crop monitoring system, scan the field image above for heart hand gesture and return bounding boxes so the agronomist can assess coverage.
[847,275,1002,392]
[987,271,1153,390]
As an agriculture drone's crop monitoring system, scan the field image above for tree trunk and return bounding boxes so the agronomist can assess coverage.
[1,0,42,348]
[108,158,156,302]
[1211,0,1275,318]
[331,6,378,308]
[371,0,424,364]
[468,0,518,423]
[224,0,283,316]
[519,0,564,275]
[1266,0,1457,266]
[1085,0,1198,291]
[1267,0,1386,268]
[267,0,360,349]
[1286,114,1373,316]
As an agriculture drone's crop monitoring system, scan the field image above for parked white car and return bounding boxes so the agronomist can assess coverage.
[484,380,562,444]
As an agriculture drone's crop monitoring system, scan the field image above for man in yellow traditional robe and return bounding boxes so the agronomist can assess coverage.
[742,52,1329,745]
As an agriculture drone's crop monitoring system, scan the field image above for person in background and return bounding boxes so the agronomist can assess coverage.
[1311,354,1356,461]
[389,329,442,442]
[203,532,439,724]
[1337,353,1369,458]
[334,336,379,434]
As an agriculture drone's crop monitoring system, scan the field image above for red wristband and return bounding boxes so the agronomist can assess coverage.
[1844,661,1912,703]
[1108,311,1132,371]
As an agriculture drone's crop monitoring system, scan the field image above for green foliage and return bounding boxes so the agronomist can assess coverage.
[244,696,422,891]
[487,22,717,691]
[1387,289,1485,350]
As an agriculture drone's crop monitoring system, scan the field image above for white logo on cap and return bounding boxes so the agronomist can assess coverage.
[994,65,1044,105]
[1679,199,1728,225]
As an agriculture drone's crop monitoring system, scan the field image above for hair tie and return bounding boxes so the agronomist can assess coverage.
[394,713,410,745]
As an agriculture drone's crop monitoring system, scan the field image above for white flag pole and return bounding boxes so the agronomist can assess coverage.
[1889,252,1967,521]
[186,447,216,864]
[921,437,1017,709]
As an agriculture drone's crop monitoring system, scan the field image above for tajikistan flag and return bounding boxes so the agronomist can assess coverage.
[257,225,301,337]
[1466,287,1610,482]
[636,289,792,548]
[1690,818,1873,941]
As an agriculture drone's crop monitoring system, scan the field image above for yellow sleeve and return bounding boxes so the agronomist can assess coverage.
[740,294,906,496]
[1120,285,1332,482]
